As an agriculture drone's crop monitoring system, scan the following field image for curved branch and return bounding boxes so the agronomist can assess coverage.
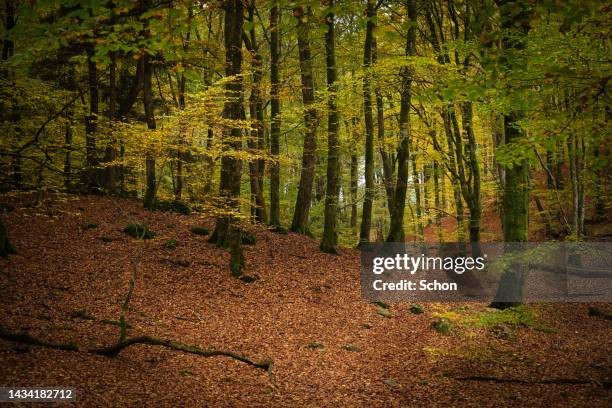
[92,335,272,371]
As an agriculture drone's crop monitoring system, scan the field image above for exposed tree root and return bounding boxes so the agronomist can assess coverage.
[0,325,272,372]
[92,335,272,370]
[457,375,611,388]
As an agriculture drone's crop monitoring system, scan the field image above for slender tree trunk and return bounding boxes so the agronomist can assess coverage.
[2,0,15,61]
[269,2,281,227]
[386,0,417,243]
[85,45,99,190]
[291,6,318,235]
[175,72,185,200]
[350,153,358,228]
[105,52,117,194]
[3,0,20,188]
[373,38,394,214]
[320,0,341,253]
[440,109,466,242]
[244,4,266,222]
[142,54,157,210]
[461,101,482,243]
[64,107,73,191]
[359,0,375,244]
[411,150,423,239]
[433,159,443,242]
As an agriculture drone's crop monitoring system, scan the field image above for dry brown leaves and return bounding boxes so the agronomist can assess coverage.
[0,193,610,407]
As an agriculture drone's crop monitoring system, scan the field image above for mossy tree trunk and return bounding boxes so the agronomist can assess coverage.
[490,0,531,309]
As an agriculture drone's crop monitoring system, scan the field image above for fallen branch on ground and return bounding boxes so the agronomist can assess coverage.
[0,325,271,372]
[92,335,272,370]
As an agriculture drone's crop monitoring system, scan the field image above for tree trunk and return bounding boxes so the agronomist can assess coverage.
[291,6,318,235]
[433,160,443,242]
[175,71,185,201]
[64,115,73,191]
[320,0,340,253]
[460,101,482,243]
[373,38,394,215]
[142,54,157,210]
[211,0,245,277]
[105,52,117,194]
[350,153,358,228]
[491,0,531,309]
[269,2,281,227]
[411,150,423,239]
[244,4,266,222]
[359,0,375,245]
[85,45,99,191]
[386,0,417,243]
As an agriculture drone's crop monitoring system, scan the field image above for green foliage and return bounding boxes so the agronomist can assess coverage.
[376,306,392,318]
[123,224,156,240]
[1,0,609,255]
[431,318,453,335]
[464,306,537,328]
[410,303,424,314]
[433,305,556,334]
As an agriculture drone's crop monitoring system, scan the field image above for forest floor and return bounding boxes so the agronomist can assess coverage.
[0,193,610,407]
